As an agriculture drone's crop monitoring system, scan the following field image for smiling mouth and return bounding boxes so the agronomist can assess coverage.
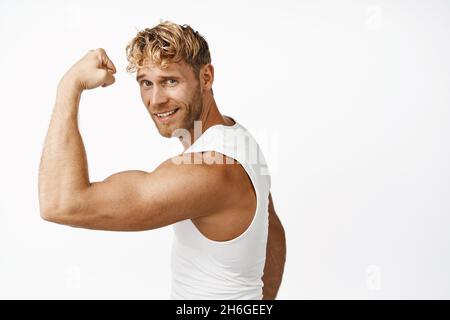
[154,108,180,122]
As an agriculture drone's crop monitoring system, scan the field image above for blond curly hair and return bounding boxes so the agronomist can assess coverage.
[126,20,212,78]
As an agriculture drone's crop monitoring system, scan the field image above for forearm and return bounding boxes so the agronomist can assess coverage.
[262,201,286,299]
[38,78,89,216]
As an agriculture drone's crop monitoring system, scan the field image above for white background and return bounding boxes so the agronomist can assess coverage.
[0,0,449,299]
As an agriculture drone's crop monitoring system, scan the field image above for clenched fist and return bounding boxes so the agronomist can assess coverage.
[60,48,117,92]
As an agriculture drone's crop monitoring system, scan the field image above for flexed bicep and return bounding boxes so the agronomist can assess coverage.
[42,154,231,231]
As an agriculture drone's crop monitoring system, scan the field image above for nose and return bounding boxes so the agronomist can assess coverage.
[150,86,169,107]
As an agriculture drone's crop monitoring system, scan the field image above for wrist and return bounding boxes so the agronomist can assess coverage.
[55,74,82,121]
[58,73,83,97]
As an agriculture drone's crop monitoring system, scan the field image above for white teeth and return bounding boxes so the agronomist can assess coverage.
[157,109,177,117]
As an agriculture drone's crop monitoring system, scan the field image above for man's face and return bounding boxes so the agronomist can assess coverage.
[136,60,203,138]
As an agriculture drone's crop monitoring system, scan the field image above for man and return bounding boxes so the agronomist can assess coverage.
[38,21,286,299]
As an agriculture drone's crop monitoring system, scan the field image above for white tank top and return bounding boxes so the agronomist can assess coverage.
[170,117,271,300]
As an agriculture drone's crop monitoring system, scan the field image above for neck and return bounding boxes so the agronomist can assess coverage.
[180,94,230,151]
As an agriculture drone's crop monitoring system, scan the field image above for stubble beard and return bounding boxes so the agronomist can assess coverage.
[157,85,203,139]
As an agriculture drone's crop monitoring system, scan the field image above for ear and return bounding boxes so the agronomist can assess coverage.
[200,64,214,92]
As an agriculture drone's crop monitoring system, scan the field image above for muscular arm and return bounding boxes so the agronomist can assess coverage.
[38,49,115,216]
[262,192,286,300]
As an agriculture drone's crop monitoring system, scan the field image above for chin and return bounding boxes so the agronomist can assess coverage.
[155,123,181,139]
[157,127,173,138]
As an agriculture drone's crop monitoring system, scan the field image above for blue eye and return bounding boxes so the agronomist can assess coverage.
[166,79,177,85]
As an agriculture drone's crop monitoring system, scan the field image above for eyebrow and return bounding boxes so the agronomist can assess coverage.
[136,74,182,82]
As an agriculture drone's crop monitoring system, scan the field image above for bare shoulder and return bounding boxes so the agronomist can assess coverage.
[152,151,242,214]
[168,151,257,241]
[155,151,233,183]
[160,150,255,210]
[157,151,241,179]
